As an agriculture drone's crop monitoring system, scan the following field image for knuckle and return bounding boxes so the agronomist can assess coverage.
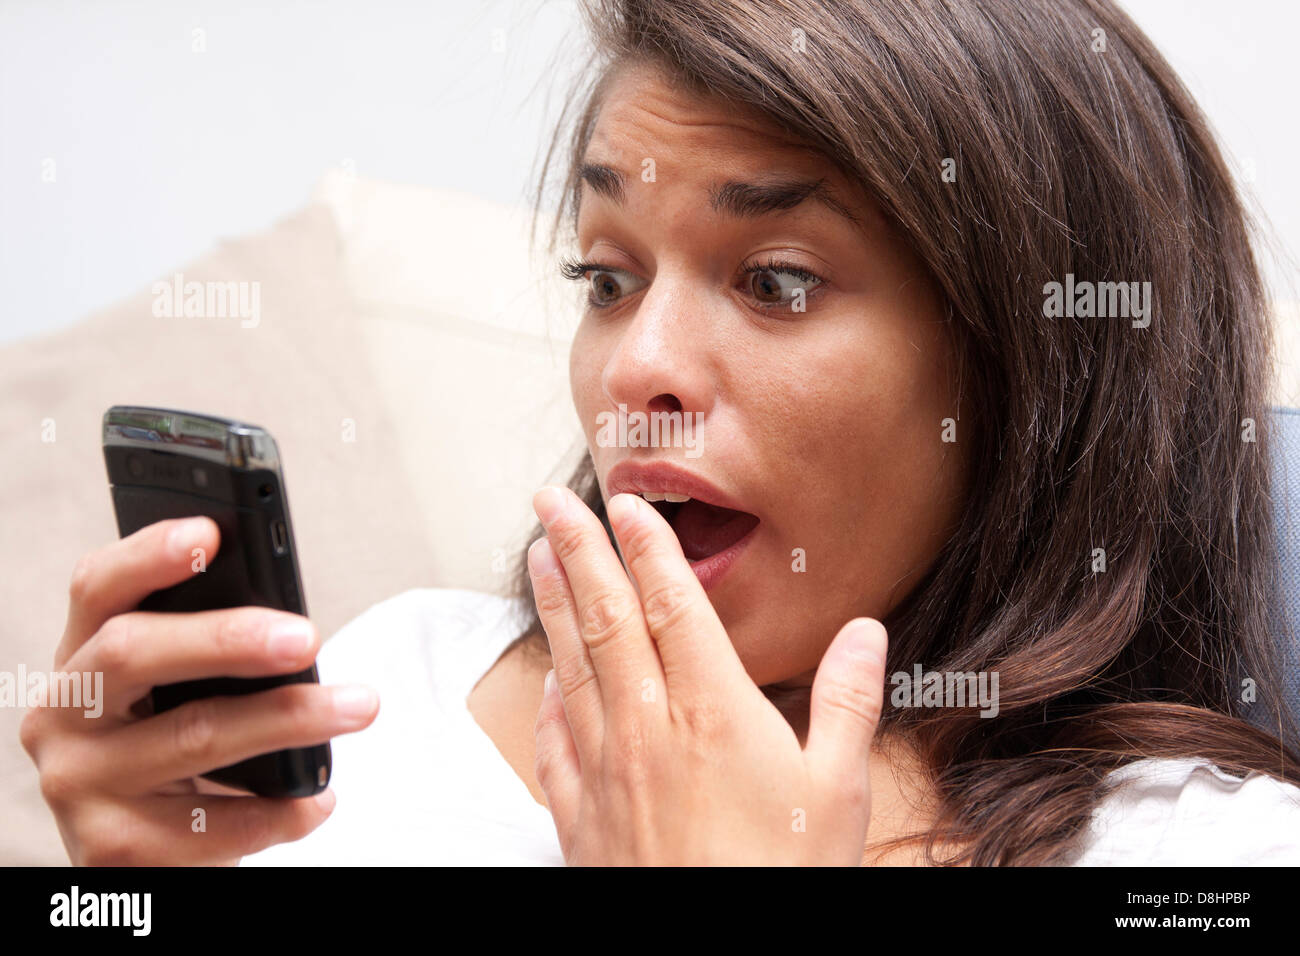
[533,698,567,736]
[822,677,882,725]
[19,707,47,760]
[607,758,651,799]
[640,581,692,634]
[579,590,639,650]
[230,801,277,852]
[675,697,730,743]
[213,610,260,657]
[172,698,220,763]
[81,825,141,868]
[548,522,587,563]
[534,582,572,617]
[556,662,599,703]
[608,725,653,785]
[68,552,100,608]
[271,685,321,738]
[615,517,660,564]
[93,615,133,672]
[288,798,329,841]
[533,745,558,791]
[38,754,83,806]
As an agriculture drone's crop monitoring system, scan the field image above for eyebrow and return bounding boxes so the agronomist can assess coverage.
[576,161,863,228]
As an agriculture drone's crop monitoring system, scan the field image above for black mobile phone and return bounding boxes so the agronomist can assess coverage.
[101,405,330,798]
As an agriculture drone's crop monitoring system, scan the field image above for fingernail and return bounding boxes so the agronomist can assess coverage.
[846,619,886,666]
[267,617,314,662]
[605,492,638,528]
[533,486,568,526]
[527,537,560,575]
[544,668,557,696]
[332,685,378,722]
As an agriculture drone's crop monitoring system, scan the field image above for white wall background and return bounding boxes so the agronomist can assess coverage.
[0,0,588,344]
[1,0,1296,345]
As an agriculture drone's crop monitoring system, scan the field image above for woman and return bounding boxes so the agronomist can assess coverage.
[22,0,1300,865]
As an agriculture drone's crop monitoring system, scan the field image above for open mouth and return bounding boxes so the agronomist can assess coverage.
[638,493,760,562]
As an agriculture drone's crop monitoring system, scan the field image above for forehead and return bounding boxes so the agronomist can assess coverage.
[586,62,849,187]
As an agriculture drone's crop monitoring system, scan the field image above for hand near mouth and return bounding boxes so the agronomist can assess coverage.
[527,484,889,866]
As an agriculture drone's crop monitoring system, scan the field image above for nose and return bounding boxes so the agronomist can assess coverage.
[599,272,715,421]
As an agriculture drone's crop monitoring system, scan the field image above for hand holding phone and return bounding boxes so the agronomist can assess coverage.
[19,407,379,865]
[21,512,381,864]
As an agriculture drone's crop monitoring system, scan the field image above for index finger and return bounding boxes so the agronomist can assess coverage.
[533,486,665,718]
[605,493,751,704]
[67,606,321,720]
[59,516,220,667]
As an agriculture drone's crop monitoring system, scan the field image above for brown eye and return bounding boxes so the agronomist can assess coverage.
[590,271,623,305]
[742,262,822,309]
[749,269,785,303]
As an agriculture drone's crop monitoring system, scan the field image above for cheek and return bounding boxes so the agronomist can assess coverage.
[831,331,967,599]
[753,318,954,509]
[569,321,606,439]
[730,326,965,682]
[755,309,966,589]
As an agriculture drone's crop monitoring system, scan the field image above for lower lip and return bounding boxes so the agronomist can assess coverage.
[687,524,758,592]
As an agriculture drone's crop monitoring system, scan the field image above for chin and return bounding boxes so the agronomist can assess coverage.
[710,605,818,688]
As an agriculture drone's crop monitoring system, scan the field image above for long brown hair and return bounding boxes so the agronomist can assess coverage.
[510,0,1300,864]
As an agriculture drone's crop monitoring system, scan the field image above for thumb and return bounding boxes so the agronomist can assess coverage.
[805,618,888,774]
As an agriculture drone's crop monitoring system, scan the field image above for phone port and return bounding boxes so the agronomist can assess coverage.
[270,520,288,556]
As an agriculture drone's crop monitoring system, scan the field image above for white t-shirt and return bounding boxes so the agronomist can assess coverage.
[244,588,1300,866]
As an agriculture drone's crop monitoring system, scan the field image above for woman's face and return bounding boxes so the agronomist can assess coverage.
[569,63,971,688]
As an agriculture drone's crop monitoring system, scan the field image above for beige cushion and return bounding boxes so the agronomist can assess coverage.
[310,170,585,595]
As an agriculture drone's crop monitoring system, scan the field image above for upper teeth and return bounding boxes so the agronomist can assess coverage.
[639,492,691,503]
